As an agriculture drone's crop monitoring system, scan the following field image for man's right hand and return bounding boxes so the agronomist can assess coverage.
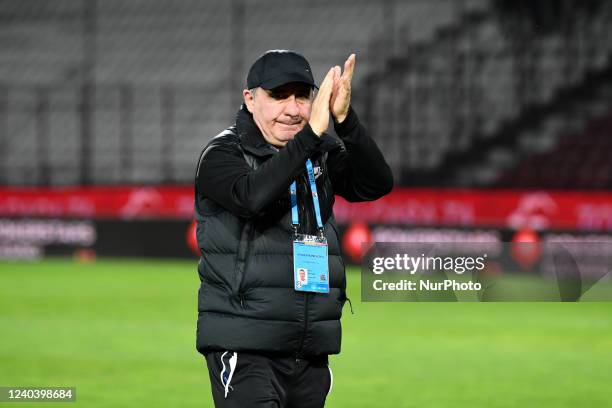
[309,67,337,136]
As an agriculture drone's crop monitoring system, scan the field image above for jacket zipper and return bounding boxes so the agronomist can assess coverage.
[296,292,310,357]
[296,172,312,356]
[300,172,312,234]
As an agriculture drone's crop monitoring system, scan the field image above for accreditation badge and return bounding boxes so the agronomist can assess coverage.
[293,234,329,293]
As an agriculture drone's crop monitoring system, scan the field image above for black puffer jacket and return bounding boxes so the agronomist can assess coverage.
[195,105,392,358]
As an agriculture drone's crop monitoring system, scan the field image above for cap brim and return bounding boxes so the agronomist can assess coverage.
[260,73,317,90]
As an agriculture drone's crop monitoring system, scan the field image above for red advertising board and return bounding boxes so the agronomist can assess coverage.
[1,187,611,231]
[0,186,194,220]
[334,189,612,232]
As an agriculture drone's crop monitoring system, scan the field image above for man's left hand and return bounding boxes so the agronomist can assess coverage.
[330,54,356,124]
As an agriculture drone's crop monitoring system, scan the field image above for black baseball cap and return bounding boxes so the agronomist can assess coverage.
[247,50,316,90]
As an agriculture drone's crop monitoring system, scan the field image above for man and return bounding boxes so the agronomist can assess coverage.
[195,50,392,408]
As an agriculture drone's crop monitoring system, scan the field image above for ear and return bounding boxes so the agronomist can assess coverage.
[243,89,255,113]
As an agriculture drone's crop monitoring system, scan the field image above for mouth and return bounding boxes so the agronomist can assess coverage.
[276,122,302,131]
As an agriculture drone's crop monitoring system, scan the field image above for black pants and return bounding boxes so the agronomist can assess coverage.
[205,351,332,408]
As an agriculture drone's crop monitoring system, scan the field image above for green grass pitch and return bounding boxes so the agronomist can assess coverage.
[1,258,611,407]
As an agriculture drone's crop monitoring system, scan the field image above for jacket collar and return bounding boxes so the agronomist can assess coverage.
[235,104,341,158]
[236,104,277,157]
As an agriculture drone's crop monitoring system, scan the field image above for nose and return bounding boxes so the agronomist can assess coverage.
[284,95,300,117]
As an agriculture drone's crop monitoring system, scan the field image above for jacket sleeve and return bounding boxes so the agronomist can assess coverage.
[197,125,322,218]
[327,106,394,201]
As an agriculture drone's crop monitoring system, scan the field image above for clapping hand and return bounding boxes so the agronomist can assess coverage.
[309,54,356,135]
[330,54,355,123]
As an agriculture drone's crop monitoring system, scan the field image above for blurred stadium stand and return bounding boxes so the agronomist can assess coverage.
[363,0,612,187]
[496,104,612,189]
[0,0,610,189]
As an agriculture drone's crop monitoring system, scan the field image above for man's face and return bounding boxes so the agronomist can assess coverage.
[243,82,313,147]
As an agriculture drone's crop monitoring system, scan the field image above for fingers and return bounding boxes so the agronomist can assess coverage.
[341,54,356,83]
[310,58,354,135]
[333,65,341,83]
[317,67,336,104]
[309,67,335,136]
[327,55,354,124]
[321,67,335,89]
[331,65,341,99]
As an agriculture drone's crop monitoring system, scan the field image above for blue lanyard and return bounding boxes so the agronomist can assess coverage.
[290,159,324,233]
